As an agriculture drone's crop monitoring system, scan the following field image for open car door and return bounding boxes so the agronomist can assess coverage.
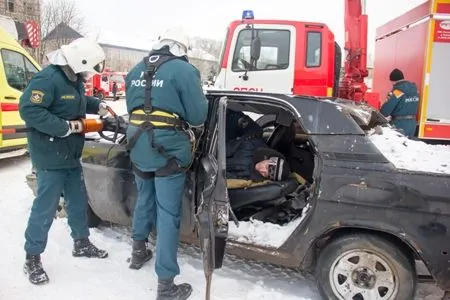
[195,96,231,299]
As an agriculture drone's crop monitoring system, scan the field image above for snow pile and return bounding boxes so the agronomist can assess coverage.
[368,126,450,174]
[229,205,310,248]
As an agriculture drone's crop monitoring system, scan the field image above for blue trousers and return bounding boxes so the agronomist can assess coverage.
[24,167,90,255]
[392,119,417,138]
[131,172,186,280]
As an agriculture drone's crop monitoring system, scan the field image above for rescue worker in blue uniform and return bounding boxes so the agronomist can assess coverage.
[380,68,420,138]
[19,38,110,285]
[125,27,208,300]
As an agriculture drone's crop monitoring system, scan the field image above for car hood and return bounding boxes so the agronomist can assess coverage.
[326,98,389,131]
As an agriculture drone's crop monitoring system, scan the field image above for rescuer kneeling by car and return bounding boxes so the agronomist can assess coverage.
[18,38,111,285]
[124,27,208,300]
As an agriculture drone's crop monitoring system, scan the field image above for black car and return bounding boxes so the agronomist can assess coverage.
[26,91,450,300]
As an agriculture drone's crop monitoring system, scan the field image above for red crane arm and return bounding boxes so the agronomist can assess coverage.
[339,0,369,102]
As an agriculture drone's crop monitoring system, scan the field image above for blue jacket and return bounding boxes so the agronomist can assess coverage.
[125,49,208,171]
[380,80,419,137]
[19,65,101,170]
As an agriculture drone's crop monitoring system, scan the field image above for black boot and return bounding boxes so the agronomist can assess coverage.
[156,278,193,300]
[72,238,108,258]
[129,240,153,270]
[23,254,49,285]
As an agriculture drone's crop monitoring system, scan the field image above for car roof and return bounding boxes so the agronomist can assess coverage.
[205,90,375,135]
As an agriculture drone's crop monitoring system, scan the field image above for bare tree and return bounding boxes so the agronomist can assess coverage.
[36,0,85,63]
[189,36,222,60]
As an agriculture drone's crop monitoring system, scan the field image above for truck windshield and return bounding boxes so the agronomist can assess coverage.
[232,29,290,71]
[110,74,125,83]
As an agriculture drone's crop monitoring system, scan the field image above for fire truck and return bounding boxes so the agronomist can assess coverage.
[0,15,40,159]
[373,0,450,140]
[214,0,450,141]
[85,68,126,100]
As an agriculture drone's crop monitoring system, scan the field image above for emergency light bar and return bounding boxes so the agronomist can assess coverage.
[242,10,254,20]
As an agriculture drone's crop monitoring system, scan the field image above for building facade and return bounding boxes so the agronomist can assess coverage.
[0,0,40,22]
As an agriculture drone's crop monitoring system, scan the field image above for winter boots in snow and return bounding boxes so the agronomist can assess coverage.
[72,238,108,258]
[129,240,153,270]
[156,278,193,300]
[23,254,49,285]
[24,239,107,285]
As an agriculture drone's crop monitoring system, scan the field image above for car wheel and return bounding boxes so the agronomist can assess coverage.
[316,233,416,300]
[87,204,102,228]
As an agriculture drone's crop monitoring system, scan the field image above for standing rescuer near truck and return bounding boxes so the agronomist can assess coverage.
[19,38,111,285]
[124,27,208,300]
[380,68,420,138]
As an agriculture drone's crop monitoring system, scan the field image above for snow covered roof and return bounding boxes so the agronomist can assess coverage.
[43,23,83,41]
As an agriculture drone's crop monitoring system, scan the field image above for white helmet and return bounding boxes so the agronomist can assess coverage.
[153,27,190,57]
[60,38,106,74]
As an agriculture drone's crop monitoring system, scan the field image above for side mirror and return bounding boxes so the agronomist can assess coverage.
[250,36,261,61]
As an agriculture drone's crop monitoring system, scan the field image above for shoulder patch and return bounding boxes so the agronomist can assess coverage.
[30,90,44,103]
[392,89,404,98]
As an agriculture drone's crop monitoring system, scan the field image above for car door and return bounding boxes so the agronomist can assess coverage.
[195,96,230,289]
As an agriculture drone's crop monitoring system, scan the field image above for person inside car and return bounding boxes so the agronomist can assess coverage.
[226,110,291,183]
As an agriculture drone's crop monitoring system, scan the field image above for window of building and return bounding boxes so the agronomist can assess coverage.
[1,49,39,91]
[232,29,290,71]
[6,0,14,12]
[306,32,322,68]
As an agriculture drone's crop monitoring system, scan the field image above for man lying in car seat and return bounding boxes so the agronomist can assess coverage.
[225,110,297,188]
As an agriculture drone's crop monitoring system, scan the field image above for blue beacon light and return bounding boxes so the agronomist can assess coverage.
[242,10,254,20]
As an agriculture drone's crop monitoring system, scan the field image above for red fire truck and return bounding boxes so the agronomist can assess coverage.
[373,0,450,140]
[214,0,450,141]
[85,68,126,100]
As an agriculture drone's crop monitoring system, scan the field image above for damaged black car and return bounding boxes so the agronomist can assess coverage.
[26,91,450,300]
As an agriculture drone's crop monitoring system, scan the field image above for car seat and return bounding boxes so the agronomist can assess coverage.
[228,177,299,211]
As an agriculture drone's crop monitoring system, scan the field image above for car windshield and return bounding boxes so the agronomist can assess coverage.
[290,97,388,135]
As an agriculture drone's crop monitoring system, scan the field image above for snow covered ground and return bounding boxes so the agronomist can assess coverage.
[0,156,444,300]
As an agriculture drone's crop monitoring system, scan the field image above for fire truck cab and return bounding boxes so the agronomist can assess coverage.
[214,10,342,98]
[85,68,126,100]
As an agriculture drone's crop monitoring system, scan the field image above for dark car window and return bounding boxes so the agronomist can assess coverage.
[292,98,366,135]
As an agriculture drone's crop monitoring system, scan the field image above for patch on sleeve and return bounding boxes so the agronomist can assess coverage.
[392,89,404,98]
[30,90,45,103]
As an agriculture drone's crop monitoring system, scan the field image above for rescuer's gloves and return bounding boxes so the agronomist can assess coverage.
[59,120,83,138]
[98,102,109,117]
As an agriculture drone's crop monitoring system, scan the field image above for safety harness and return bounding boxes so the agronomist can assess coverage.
[126,53,194,179]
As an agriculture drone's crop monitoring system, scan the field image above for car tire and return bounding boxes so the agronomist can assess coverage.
[315,233,416,300]
[97,92,105,101]
[87,204,102,228]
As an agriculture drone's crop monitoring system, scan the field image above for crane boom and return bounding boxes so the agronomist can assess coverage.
[339,0,369,102]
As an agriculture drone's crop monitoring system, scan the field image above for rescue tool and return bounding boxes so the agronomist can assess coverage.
[0,105,127,143]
